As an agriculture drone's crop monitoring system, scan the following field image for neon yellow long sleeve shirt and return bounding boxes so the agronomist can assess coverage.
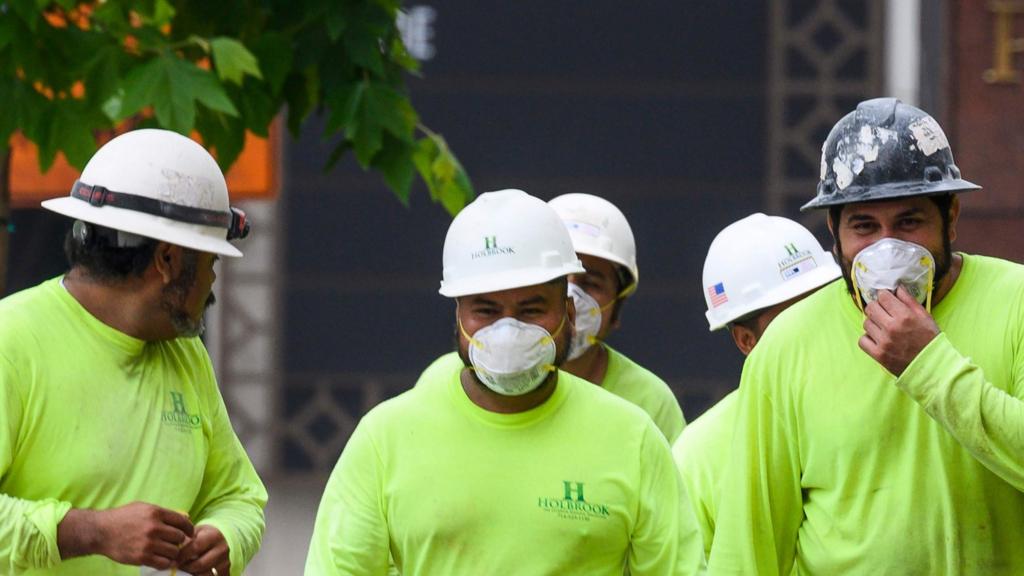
[602,346,686,442]
[415,347,685,442]
[0,278,267,575]
[709,255,1024,575]
[671,390,736,559]
[305,362,705,575]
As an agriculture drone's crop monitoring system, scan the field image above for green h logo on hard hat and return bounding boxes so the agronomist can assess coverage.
[484,236,497,250]
[784,242,799,256]
[563,481,585,502]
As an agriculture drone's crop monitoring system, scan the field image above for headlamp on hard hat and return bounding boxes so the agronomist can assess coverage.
[68,180,252,244]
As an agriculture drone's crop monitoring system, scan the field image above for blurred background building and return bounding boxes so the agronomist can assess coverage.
[5,0,1023,572]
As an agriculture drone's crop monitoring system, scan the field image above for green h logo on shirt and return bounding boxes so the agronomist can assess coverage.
[484,236,497,250]
[563,481,585,502]
[784,242,799,256]
[170,391,188,414]
[161,391,201,431]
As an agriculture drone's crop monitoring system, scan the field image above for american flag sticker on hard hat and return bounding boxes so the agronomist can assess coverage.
[707,282,728,307]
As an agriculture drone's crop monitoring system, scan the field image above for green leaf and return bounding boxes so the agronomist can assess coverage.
[0,16,18,51]
[372,134,414,203]
[325,4,348,41]
[250,32,293,95]
[211,37,263,86]
[413,133,474,215]
[117,56,237,135]
[283,67,319,137]
[343,9,389,77]
[324,81,365,134]
[54,105,100,169]
[365,84,417,141]
[195,106,246,171]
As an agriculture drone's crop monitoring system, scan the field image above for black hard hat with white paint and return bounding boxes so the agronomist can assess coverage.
[802,98,981,211]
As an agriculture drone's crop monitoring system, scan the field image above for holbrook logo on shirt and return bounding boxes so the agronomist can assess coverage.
[161,391,201,432]
[537,481,610,522]
[470,236,515,259]
[777,243,817,281]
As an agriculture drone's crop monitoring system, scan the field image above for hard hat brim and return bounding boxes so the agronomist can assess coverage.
[706,261,842,331]
[42,197,243,257]
[801,179,981,211]
[439,262,586,298]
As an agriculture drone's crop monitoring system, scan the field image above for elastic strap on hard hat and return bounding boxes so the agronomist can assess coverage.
[70,181,250,240]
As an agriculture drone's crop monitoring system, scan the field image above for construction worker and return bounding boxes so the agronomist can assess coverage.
[0,129,267,575]
[548,193,685,442]
[672,213,841,558]
[305,189,705,575]
[709,98,1024,574]
[415,194,685,442]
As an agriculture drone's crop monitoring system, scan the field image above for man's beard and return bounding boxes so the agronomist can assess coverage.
[837,233,953,302]
[161,254,216,338]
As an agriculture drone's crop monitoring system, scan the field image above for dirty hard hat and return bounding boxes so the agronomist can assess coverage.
[802,97,980,211]
[42,129,248,257]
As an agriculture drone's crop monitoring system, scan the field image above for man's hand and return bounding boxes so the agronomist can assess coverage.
[58,502,194,569]
[177,524,230,576]
[859,285,940,376]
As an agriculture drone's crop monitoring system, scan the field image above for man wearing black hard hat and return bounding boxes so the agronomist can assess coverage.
[709,98,1024,574]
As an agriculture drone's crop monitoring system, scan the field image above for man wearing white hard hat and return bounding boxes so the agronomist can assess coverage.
[0,129,266,576]
[548,193,685,442]
[305,189,705,575]
[671,213,841,559]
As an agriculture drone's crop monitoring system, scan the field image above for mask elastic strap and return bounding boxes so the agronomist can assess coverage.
[922,256,934,313]
[541,314,567,345]
[456,312,484,351]
[851,261,868,313]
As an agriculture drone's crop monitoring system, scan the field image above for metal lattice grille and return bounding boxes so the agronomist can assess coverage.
[767,0,885,220]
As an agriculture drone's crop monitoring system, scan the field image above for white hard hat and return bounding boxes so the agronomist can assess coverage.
[702,213,841,331]
[42,129,246,257]
[547,193,639,295]
[439,189,585,298]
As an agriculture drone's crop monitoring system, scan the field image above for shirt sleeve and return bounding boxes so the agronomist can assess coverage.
[895,331,1024,491]
[653,387,687,443]
[188,355,268,576]
[707,357,803,576]
[305,419,390,576]
[0,353,72,572]
[672,434,715,560]
[628,422,706,576]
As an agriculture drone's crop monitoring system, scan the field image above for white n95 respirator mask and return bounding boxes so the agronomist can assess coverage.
[851,238,935,312]
[567,283,603,361]
[460,316,564,396]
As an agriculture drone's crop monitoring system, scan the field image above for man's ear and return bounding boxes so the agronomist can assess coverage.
[729,324,759,356]
[152,242,183,284]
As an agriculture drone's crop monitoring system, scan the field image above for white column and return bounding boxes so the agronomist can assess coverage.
[886,0,921,104]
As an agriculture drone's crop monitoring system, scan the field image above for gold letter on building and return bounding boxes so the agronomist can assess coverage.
[984,1,1024,84]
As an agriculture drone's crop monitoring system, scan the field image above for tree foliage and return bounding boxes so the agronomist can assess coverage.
[0,0,473,212]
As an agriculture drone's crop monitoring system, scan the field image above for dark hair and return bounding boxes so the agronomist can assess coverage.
[63,224,159,281]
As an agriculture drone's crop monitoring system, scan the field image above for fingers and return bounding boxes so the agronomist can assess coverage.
[159,509,195,538]
[178,525,228,574]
